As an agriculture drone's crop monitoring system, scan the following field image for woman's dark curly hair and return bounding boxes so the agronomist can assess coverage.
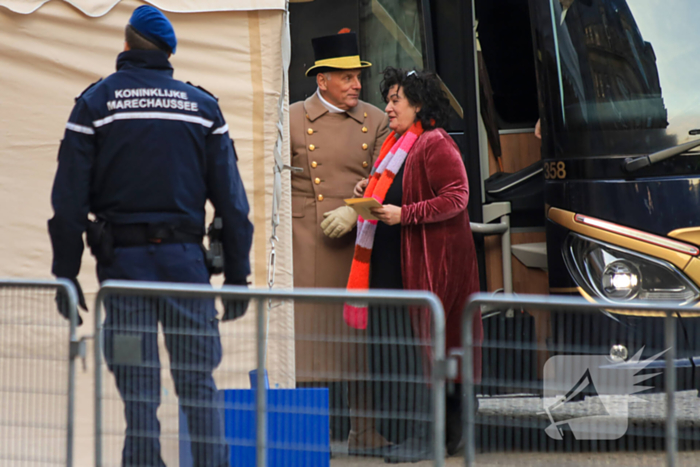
[380,67,451,130]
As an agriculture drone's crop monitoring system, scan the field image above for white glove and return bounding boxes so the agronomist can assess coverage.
[321,205,358,239]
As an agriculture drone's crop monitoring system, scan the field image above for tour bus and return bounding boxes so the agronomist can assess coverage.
[288,0,700,392]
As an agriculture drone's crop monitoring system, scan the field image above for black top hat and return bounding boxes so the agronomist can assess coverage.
[305,31,371,77]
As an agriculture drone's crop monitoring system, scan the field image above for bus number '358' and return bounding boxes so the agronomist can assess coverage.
[544,161,566,180]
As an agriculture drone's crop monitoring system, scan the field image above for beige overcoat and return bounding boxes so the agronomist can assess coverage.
[291,92,390,381]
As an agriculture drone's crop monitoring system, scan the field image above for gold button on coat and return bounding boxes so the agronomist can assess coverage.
[317,194,324,201]
[311,161,318,168]
[314,177,321,185]
[307,128,314,135]
[362,127,368,133]
[364,112,368,118]
[362,161,369,168]
[362,143,368,150]
[309,144,315,151]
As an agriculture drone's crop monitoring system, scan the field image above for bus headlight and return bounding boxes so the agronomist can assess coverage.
[564,234,699,304]
[602,260,641,300]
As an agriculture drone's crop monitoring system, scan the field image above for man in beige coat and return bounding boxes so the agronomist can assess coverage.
[291,31,390,455]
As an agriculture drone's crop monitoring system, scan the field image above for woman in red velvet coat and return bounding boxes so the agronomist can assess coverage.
[354,68,483,461]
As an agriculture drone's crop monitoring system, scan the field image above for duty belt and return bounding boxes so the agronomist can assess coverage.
[111,223,203,247]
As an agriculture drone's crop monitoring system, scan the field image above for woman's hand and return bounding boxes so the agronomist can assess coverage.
[371,204,402,226]
[354,178,369,197]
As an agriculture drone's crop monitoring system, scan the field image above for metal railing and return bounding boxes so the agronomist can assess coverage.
[461,293,698,467]
[0,278,79,467]
[94,280,448,467]
[11,279,697,466]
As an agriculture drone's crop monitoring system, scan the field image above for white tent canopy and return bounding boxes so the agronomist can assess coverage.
[0,0,285,15]
[0,1,293,463]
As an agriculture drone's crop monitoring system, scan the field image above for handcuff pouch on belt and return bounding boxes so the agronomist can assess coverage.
[204,217,224,275]
[86,218,115,266]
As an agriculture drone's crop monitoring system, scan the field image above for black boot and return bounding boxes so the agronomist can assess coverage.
[445,384,478,456]
[383,389,433,463]
[383,435,433,463]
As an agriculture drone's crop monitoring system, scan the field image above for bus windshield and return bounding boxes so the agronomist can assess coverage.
[359,0,425,109]
[531,0,700,158]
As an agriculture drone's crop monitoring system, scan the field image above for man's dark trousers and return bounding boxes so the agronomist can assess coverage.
[99,243,229,467]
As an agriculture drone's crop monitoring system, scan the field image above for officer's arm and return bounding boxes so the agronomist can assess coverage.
[48,98,96,279]
[206,110,254,283]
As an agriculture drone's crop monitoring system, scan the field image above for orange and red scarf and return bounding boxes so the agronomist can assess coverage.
[343,121,424,329]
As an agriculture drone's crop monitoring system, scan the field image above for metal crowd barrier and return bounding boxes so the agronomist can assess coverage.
[461,293,700,467]
[0,278,79,467]
[94,280,448,467]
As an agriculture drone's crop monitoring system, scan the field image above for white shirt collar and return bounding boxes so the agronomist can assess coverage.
[316,88,345,114]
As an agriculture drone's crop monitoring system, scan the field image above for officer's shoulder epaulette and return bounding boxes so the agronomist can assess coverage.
[75,78,103,102]
[186,81,219,101]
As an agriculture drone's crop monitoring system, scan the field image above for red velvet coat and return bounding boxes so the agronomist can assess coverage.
[400,128,483,382]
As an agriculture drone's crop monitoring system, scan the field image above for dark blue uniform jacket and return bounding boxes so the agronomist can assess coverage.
[49,50,253,282]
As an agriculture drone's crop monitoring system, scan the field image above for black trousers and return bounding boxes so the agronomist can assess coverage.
[368,304,431,444]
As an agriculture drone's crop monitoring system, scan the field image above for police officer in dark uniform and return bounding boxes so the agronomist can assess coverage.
[48,6,252,466]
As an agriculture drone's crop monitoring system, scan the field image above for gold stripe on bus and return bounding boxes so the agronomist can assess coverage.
[668,226,700,246]
[548,207,693,271]
[575,214,698,256]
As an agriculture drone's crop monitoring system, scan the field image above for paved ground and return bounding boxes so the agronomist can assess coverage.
[330,451,700,466]
[70,354,700,467]
[329,390,700,466]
